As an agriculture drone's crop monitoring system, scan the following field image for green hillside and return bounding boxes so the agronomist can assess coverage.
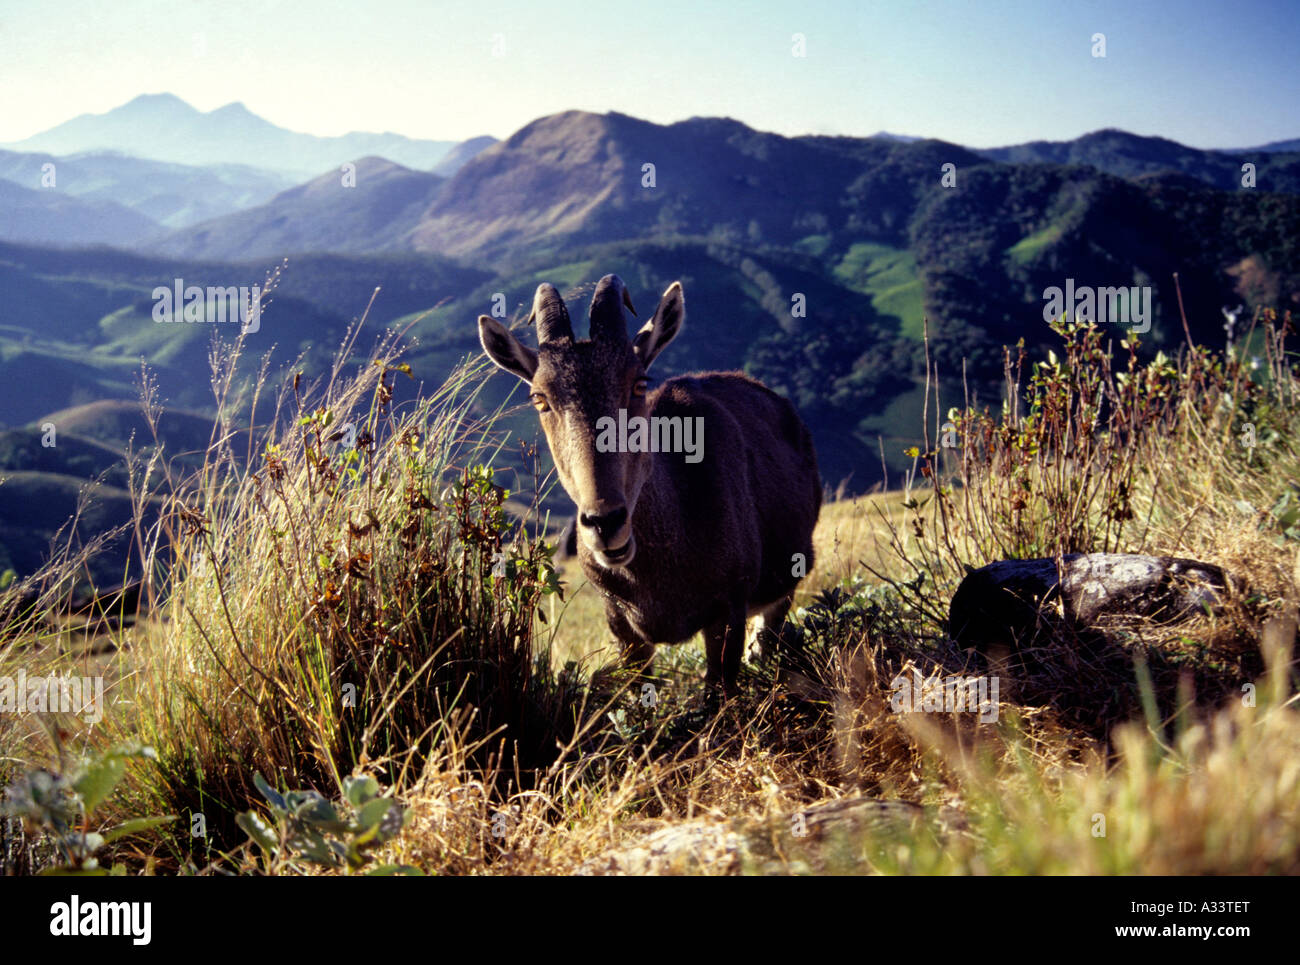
[2,111,1299,578]
[832,242,926,338]
[0,471,162,587]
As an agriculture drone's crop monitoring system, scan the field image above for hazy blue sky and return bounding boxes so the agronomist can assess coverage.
[1,0,1295,147]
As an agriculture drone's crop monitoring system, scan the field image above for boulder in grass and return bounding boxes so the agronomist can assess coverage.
[577,797,965,875]
[949,553,1233,654]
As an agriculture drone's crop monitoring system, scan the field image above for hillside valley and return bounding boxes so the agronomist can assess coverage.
[1,104,1298,586]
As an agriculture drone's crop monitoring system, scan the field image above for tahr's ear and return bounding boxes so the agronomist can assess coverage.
[632,281,684,369]
[478,315,538,383]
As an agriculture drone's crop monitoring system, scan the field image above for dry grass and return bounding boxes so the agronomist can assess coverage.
[2,308,1299,875]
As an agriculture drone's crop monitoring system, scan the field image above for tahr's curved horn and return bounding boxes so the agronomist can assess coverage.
[529,283,573,343]
[588,274,636,344]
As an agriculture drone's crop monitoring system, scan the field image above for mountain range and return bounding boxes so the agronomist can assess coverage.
[3,93,469,178]
[0,148,295,230]
[1,94,1298,584]
[0,178,159,247]
[0,95,498,241]
[129,111,1300,284]
[975,128,1300,191]
[154,156,447,259]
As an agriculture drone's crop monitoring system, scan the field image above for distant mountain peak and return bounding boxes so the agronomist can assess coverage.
[4,93,458,179]
[124,92,190,107]
[1080,128,1180,146]
[431,135,498,177]
[343,155,415,174]
[116,92,197,117]
[210,101,255,116]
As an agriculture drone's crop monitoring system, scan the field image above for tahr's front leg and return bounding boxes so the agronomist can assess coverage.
[704,599,747,695]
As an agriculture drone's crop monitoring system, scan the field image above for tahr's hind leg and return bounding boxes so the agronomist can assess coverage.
[747,593,794,662]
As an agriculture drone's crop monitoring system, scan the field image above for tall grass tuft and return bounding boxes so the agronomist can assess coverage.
[111,318,596,865]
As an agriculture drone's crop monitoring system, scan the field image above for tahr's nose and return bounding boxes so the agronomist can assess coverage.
[579,505,628,546]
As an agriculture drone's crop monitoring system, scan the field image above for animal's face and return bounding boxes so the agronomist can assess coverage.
[529,337,652,564]
[478,275,684,568]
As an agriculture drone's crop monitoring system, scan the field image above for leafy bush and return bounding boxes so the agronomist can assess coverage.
[1,725,174,874]
[237,772,419,875]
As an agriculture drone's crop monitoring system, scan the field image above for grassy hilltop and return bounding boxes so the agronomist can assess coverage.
[2,306,1298,875]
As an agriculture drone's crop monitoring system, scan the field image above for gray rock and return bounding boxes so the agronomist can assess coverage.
[949,553,1232,653]
[577,797,964,875]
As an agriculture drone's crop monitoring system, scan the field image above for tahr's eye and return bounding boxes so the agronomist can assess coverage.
[530,392,550,412]
[632,378,649,397]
